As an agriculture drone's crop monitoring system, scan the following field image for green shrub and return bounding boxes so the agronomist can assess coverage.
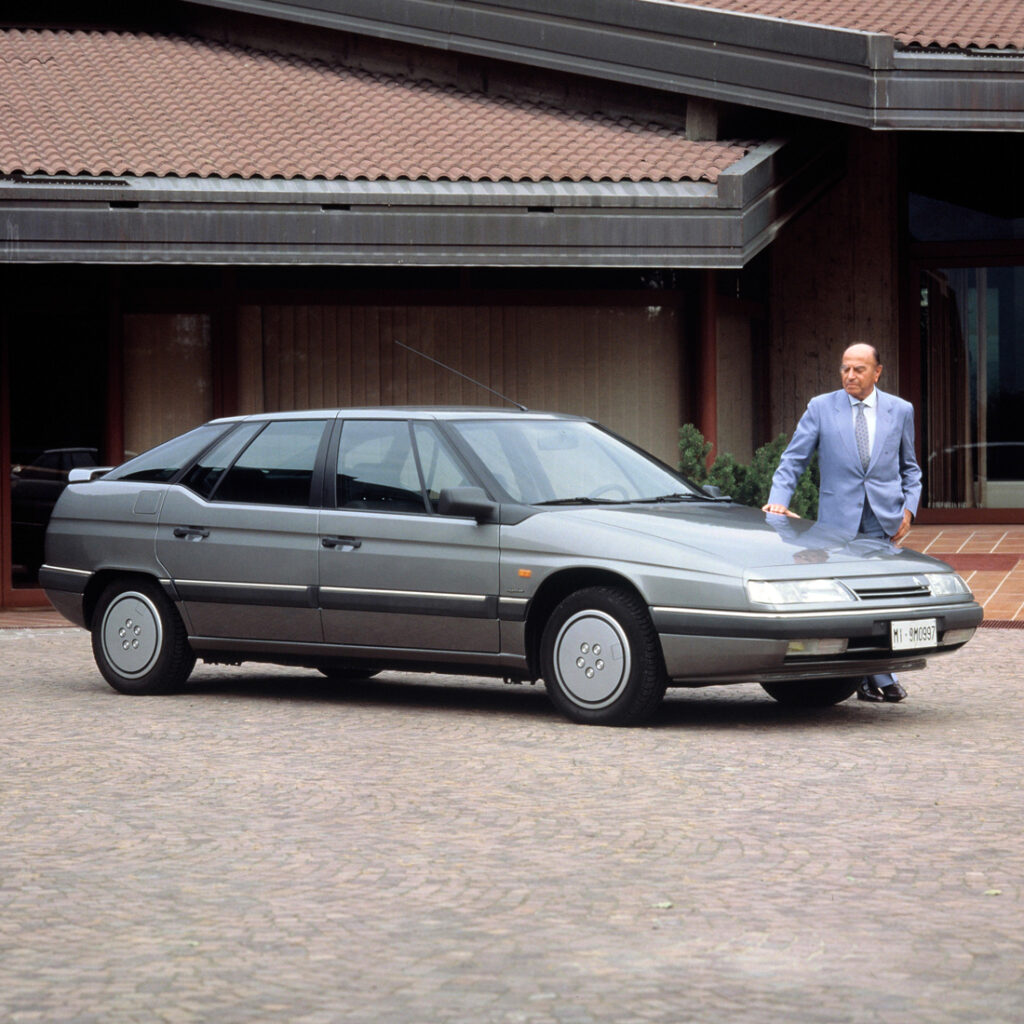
[677,422,712,484]
[678,425,819,519]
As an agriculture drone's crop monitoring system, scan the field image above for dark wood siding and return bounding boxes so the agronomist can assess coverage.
[238,301,686,464]
[769,129,900,434]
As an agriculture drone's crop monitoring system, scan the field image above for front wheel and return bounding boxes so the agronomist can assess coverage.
[92,579,196,695]
[541,586,667,725]
[760,678,859,707]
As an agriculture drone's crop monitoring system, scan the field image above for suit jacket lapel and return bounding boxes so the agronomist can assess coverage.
[832,390,859,467]
[870,389,893,470]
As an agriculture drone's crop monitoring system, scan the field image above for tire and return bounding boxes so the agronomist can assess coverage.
[541,586,667,726]
[760,678,859,707]
[91,579,196,695]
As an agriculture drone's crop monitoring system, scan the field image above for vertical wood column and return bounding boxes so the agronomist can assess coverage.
[105,270,124,466]
[698,269,718,465]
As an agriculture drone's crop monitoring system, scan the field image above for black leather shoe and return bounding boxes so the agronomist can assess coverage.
[880,681,907,702]
[857,680,885,702]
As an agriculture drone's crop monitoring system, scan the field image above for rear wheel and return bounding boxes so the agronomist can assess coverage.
[541,586,666,726]
[760,678,859,707]
[92,579,195,695]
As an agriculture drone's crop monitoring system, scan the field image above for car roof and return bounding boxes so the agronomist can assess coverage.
[208,406,588,425]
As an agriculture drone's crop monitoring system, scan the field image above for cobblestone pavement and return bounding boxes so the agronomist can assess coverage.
[2,629,1022,1024]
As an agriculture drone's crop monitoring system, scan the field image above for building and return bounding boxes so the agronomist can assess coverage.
[2,0,1023,609]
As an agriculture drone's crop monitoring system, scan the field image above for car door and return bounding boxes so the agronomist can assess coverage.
[156,417,330,642]
[318,418,500,653]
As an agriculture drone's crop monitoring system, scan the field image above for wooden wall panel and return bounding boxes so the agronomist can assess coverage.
[122,314,212,459]
[716,297,755,462]
[236,305,263,414]
[245,301,684,464]
[769,129,899,435]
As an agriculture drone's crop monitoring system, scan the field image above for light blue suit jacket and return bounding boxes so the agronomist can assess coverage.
[767,387,922,538]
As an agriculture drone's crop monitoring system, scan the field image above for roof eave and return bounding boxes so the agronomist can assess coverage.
[0,138,839,268]
[181,0,1024,130]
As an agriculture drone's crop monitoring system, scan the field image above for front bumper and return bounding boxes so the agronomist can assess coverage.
[652,599,983,684]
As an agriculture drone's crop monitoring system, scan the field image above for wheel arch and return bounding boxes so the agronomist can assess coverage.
[82,569,176,631]
[524,567,649,678]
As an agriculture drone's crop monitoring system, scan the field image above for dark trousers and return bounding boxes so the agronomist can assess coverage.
[860,503,898,689]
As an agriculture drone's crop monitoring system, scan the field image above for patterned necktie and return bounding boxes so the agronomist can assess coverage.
[855,402,870,470]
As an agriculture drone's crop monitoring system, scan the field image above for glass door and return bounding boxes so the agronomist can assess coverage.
[920,266,1024,508]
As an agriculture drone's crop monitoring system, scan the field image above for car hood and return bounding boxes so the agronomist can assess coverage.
[533,501,955,576]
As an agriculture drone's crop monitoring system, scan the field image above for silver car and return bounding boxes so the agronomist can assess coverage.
[42,408,982,725]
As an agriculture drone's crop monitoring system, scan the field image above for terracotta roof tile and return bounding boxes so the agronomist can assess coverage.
[673,1,1024,50]
[0,28,750,183]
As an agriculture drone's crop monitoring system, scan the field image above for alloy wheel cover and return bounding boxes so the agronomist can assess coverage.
[552,609,631,708]
[100,592,163,679]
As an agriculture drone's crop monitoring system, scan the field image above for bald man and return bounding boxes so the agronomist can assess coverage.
[762,343,922,702]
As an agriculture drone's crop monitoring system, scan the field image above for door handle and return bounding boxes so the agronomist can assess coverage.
[322,535,361,550]
[173,526,210,540]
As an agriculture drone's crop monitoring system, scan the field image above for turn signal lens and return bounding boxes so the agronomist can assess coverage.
[941,628,975,646]
[786,638,849,656]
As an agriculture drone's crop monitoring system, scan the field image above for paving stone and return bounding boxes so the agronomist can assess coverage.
[0,628,1022,1023]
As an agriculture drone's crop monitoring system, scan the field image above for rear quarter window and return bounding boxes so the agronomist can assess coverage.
[105,423,233,483]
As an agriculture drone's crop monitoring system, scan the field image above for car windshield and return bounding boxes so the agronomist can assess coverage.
[449,418,701,505]
[104,423,234,483]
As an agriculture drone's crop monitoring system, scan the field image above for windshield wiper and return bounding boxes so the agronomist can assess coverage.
[625,492,703,504]
[534,496,621,506]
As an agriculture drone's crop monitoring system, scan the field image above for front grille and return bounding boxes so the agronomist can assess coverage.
[849,582,931,601]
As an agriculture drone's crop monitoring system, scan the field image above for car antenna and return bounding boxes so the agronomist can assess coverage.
[395,340,528,411]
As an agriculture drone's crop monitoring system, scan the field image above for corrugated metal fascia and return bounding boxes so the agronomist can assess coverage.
[183,0,886,125]
[186,0,887,64]
[0,138,835,267]
[184,0,1024,129]
[877,51,1024,130]
[0,176,719,209]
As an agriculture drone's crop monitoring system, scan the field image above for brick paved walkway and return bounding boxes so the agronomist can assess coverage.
[904,525,1024,625]
[0,627,1021,1023]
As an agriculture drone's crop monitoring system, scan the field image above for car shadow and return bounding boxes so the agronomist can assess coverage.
[654,689,910,729]
[181,668,913,730]
[184,669,557,719]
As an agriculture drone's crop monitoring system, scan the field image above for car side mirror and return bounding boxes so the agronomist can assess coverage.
[438,486,498,524]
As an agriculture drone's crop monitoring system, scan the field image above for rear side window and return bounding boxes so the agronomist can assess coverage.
[105,423,231,482]
[213,420,328,507]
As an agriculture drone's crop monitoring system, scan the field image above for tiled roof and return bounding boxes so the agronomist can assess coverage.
[674,1,1024,50]
[0,28,749,183]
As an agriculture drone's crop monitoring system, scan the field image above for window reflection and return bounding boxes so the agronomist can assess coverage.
[921,266,1024,508]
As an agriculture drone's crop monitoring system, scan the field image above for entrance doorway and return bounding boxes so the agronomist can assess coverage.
[3,305,106,596]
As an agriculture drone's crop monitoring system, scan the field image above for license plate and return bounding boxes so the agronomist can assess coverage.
[890,619,937,650]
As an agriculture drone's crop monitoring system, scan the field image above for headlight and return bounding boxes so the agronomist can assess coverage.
[925,573,970,597]
[746,578,854,605]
